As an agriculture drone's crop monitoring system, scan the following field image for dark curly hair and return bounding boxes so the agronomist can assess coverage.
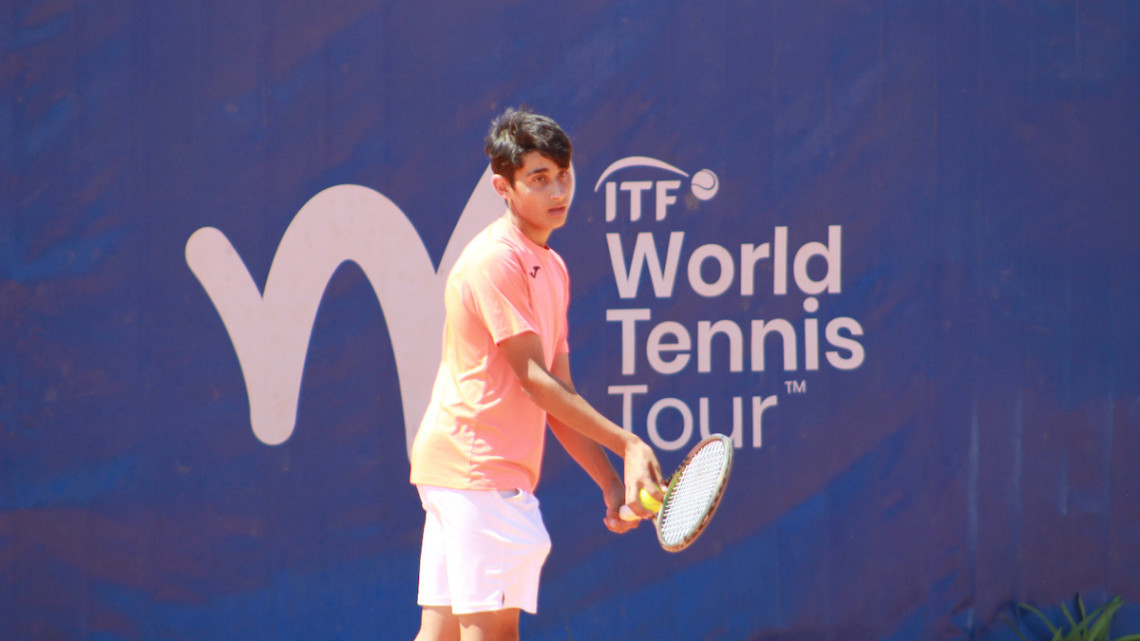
[484,106,573,184]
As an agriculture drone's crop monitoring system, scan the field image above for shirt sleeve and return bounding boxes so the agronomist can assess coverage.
[463,247,539,345]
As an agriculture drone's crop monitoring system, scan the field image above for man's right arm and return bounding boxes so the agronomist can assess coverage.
[497,331,664,518]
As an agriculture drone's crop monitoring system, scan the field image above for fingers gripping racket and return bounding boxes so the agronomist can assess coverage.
[619,434,734,552]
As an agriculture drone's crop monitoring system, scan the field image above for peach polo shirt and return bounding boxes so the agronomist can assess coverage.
[410,215,570,493]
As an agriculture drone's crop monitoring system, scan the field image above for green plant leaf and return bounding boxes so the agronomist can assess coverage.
[1020,603,1063,638]
[1087,603,1119,641]
[1085,598,1127,641]
[1061,602,1084,640]
[1011,595,1138,641]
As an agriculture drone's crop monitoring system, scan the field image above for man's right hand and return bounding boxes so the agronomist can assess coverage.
[622,438,665,520]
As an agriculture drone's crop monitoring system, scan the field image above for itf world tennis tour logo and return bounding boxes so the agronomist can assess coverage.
[185,155,865,454]
[593,156,866,452]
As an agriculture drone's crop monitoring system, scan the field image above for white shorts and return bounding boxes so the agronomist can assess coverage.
[416,485,552,615]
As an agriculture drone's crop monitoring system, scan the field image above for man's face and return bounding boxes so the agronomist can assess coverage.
[494,151,573,245]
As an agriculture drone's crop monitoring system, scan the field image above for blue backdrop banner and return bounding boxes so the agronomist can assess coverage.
[3,2,1138,640]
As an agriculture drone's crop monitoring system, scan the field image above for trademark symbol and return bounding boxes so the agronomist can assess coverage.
[784,380,807,394]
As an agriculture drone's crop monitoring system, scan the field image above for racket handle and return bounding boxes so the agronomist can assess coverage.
[619,488,662,521]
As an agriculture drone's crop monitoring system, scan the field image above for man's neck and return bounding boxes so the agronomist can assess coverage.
[507,210,551,247]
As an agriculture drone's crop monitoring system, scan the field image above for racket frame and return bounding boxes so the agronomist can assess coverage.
[654,433,734,552]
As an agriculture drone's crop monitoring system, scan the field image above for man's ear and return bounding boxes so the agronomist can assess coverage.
[491,173,511,198]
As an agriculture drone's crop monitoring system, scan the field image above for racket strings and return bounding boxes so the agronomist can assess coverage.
[657,440,728,546]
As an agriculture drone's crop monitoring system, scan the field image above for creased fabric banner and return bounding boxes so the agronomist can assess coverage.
[3,2,1138,640]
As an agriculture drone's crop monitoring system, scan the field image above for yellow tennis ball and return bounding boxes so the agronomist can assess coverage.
[639,488,662,513]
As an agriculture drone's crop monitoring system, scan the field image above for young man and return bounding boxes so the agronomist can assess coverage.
[409,107,665,641]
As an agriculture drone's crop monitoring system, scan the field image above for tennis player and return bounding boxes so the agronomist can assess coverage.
[409,107,665,641]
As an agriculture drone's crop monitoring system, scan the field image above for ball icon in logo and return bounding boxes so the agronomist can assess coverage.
[691,169,719,200]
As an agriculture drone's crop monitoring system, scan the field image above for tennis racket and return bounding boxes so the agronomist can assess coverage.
[619,434,734,552]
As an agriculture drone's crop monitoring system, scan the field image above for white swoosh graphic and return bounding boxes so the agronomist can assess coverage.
[593,156,689,191]
[185,167,503,452]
